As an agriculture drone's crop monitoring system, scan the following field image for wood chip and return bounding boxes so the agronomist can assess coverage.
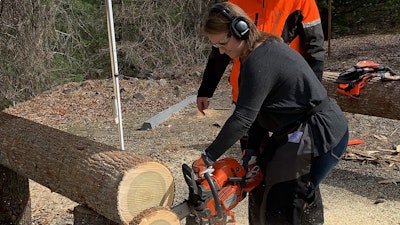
[396,145,400,153]
[351,149,377,160]
[378,179,400,184]
[373,135,388,141]
[377,148,397,153]
[374,198,385,204]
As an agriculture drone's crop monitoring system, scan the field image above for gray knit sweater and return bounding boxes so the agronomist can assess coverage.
[205,40,348,160]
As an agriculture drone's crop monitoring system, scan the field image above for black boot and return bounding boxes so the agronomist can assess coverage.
[301,186,324,225]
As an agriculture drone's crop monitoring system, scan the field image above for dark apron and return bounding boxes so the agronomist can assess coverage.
[248,122,324,225]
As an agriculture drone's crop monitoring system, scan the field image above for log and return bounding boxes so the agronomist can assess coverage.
[0,166,31,225]
[0,112,174,225]
[323,72,400,120]
[129,207,180,225]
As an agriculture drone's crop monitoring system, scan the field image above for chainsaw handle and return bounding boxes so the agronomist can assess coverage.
[204,172,224,221]
[182,164,199,195]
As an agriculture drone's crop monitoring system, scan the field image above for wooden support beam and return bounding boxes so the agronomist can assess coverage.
[323,72,400,120]
[73,205,118,225]
[0,166,31,225]
[0,112,174,225]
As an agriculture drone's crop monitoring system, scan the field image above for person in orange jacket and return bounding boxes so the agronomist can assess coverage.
[197,0,325,112]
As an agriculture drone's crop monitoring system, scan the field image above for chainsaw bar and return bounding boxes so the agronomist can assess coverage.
[172,200,192,220]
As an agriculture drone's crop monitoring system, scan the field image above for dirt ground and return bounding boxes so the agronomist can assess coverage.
[3,34,400,225]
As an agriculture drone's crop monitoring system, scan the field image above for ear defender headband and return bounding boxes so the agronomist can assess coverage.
[210,4,250,40]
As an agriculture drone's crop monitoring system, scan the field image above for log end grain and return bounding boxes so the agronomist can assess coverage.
[118,162,175,224]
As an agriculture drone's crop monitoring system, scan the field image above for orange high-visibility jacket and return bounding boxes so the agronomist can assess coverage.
[227,0,325,102]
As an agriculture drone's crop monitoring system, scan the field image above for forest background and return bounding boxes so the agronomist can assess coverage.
[0,0,399,109]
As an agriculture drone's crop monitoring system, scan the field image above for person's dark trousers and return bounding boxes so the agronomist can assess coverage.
[248,184,265,225]
[310,129,349,186]
[240,135,248,151]
[248,181,324,225]
[248,123,326,225]
[301,185,324,225]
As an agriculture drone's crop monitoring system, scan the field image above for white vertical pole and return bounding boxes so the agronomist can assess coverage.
[328,0,332,57]
[106,0,125,150]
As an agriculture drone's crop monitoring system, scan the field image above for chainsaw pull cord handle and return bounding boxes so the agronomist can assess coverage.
[204,172,224,221]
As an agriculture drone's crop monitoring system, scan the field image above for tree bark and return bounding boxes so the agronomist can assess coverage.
[129,207,180,225]
[0,166,31,225]
[0,112,174,225]
[323,72,400,120]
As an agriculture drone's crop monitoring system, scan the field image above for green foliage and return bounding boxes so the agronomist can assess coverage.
[331,0,400,36]
[0,1,55,102]
[316,0,328,10]
[0,98,13,111]
[51,0,109,81]
[0,0,111,104]
[114,0,214,77]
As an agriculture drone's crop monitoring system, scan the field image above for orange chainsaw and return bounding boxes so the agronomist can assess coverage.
[335,60,398,97]
[172,158,263,225]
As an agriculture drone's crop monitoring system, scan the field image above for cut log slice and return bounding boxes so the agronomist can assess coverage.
[118,162,175,223]
[129,207,180,225]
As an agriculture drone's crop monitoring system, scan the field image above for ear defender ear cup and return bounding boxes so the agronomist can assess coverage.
[231,16,250,39]
[210,4,250,40]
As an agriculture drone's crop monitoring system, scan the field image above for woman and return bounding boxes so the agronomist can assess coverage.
[197,0,325,111]
[192,2,348,224]
[196,0,325,155]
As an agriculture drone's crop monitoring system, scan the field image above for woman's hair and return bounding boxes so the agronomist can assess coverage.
[203,2,283,60]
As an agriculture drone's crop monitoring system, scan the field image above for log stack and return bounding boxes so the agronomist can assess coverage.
[0,112,175,224]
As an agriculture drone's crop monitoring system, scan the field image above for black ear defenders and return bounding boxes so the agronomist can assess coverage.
[210,4,250,40]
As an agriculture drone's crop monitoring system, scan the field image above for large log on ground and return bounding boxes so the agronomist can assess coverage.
[323,72,400,120]
[0,112,174,225]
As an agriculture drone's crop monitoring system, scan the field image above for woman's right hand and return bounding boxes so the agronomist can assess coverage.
[196,97,210,116]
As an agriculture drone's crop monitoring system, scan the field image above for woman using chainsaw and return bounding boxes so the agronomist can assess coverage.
[192,2,349,225]
[196,0,325,178]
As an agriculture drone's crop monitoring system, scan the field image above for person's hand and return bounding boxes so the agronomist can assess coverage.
[196,97,210,116]
[240,149,258,171]
[192,153,214,178]
[240,149,262,188]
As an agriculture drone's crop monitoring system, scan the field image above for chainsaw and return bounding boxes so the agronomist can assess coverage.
[335,60,398,97]
[172,157,263,225]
